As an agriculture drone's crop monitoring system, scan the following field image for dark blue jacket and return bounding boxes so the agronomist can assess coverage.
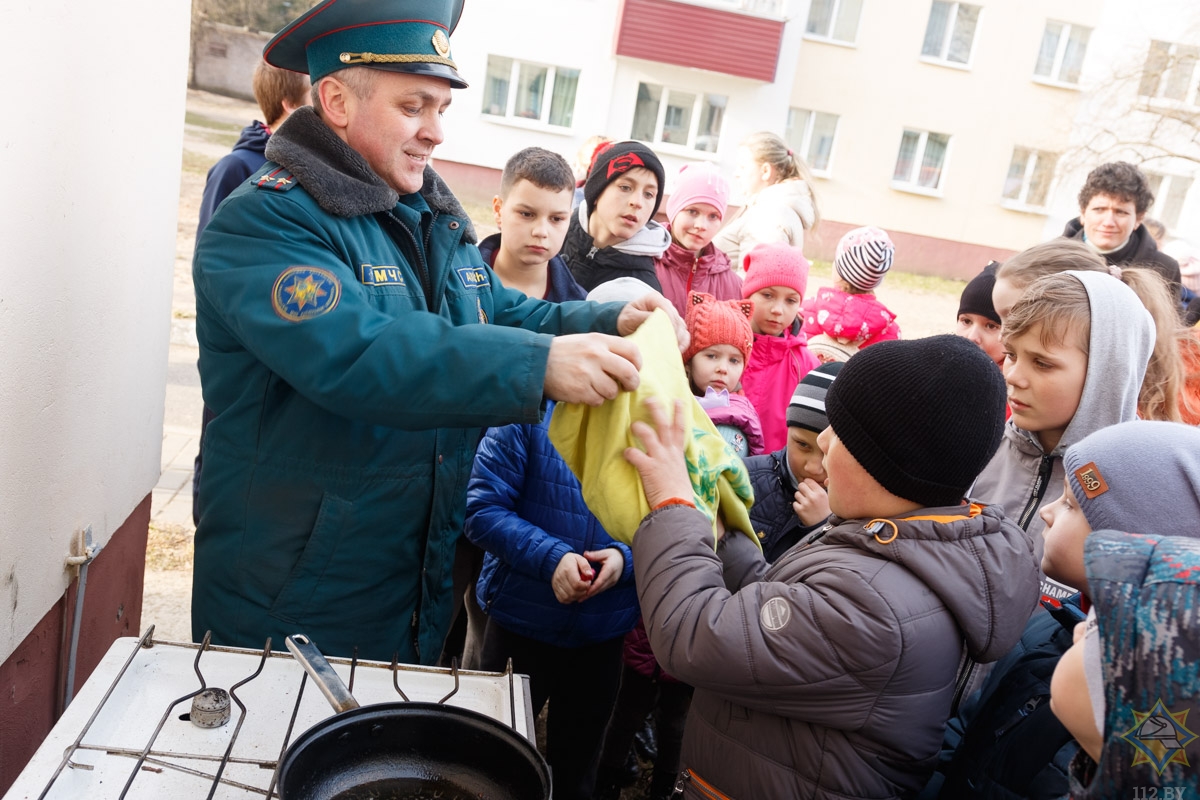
[465,401,638,647]
[477,233,588,303]
[197,121,271,235]
[745,448,825,563]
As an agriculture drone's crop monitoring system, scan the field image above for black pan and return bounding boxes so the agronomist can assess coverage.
[278,635,552,800]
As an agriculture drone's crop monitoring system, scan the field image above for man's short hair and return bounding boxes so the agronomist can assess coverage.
[310,67,376,118]
[1077,161,1156,215]
[499,147,575,198]
[253,61,310,127]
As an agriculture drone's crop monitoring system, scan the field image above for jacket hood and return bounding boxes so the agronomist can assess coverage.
[823,504,1039,661]
[265,107,476,242]
[233,121,271,154]
[752,179,816,230]
[573,202,670,257]
[802,286,897,344]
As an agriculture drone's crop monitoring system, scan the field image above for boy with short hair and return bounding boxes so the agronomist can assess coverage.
[745,361,842,562]
[479,146,587,302]
[971,269,1155,597]
[562,141,671,293]
[624,335,1040,799]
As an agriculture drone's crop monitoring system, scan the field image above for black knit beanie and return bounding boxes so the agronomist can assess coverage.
[583,141,666,220]
[957,261,1001,325]
[825,335,1007,508]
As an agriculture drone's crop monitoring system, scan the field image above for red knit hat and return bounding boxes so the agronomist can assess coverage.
[683,291,755,364]
[741,242,810,300]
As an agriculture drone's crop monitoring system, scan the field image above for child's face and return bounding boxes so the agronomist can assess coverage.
[786,426,826,485]
[686,344,745,394]
[991,276,1024,323]
[1003,324,1089,453]
[815,426,876,519]
[1039,476,1093,590]
[590,166,658,248]
[748,286,802,336]
[955,313,1005,367]
[492,179,573,268]
[670,203,723,252]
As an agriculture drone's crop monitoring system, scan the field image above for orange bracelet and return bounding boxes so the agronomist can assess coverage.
[653,497,696,510]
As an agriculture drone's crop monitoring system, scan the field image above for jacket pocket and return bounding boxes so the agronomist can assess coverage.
[268,491,354,624]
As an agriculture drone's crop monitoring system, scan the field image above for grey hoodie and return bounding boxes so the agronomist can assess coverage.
[971,271,1154,575]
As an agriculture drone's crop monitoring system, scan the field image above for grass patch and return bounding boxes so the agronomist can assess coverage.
[195,129,240,149]
[810,259,965,297]
[182,149,218,175]
[146,523,194,571]
[185,111,244,132]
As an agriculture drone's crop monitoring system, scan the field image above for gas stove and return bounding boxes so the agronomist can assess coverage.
[4,628,536,799]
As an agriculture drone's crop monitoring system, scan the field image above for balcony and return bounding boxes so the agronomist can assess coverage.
[614,0,786,82]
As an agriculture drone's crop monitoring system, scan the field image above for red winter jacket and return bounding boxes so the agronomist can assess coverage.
[655,241,743,317]
[801,286,900,348]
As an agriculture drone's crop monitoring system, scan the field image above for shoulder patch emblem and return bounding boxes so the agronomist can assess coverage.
[255,167,297,192]
[455,266,490,289]
[272,266,341,322]
[760,597,791,632]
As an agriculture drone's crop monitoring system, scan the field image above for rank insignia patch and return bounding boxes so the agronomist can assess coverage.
[455,267,490,289]
[272,266,341,322]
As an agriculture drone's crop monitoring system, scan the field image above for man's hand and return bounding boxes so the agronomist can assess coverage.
[793,478,831,527]
[625,397,694,509]
[581,548,624,599]
[616,292,690,352]
[551,553,595,604]
[544,333,643,406]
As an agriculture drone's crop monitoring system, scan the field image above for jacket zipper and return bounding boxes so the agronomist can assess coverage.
[1017,454,1054,530]
[679,769,733,800]
[685,254,698,297]
[382,210,435,310]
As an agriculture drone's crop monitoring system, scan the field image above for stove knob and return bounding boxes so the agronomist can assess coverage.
[190,688,232,728]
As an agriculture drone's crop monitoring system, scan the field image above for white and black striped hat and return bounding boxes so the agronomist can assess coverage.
[834,226,895,292]
[786,361,844,432]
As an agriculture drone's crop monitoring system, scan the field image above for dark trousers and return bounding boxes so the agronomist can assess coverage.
[599,664,693,796]
[477,617,624,800]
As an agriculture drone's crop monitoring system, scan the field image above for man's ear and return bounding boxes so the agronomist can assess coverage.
[492,195,504,227]
[318,77,351,129]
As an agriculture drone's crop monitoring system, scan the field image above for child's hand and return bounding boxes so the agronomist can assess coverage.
[582,548,625,599]
[551,553,595,604]
[625,397,694,509]
[793,478,831,527]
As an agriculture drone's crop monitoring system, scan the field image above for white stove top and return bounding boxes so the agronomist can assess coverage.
[4,628,535,799]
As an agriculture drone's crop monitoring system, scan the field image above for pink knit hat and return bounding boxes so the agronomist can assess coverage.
[683,292,755,365]
[665,163,730,224]
[741,242,810,300]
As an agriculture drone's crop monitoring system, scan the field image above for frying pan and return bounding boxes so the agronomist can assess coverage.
[278,634,552,800]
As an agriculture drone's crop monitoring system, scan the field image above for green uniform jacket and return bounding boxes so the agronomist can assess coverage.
[191,108,622,664]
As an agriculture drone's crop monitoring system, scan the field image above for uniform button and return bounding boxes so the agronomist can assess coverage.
[438,454,444,464]
[448,221,460,230]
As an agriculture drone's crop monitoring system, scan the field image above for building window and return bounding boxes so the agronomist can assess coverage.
[1145,173,1194,228]
[892,129,950,191]
[1001,147,1057,209]
[804,0,863,44]
[1033,20,1090,85]
[1139,40,1200,105]
[481,55,580,128]
[920,1,980,66]
[631,83,726,153]
[785,108,839,173]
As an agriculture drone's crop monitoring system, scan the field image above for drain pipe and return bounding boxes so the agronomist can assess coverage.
[63,526,101,710]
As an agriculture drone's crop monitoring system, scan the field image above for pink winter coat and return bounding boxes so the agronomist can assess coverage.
[655,241,743,317]
[742,324,819,452]
[801,286,900,348]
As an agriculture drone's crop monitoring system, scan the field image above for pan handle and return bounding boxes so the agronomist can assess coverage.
[285,635,361,713]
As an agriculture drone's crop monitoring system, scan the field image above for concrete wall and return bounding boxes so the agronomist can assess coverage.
[0,0,189,788]
[192,21,270,101]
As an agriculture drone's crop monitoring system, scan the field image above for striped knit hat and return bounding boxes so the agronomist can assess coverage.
[834,226,895,292]
[787,361,844,432]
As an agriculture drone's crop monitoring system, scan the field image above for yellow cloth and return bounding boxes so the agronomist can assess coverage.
[549,309,758,550]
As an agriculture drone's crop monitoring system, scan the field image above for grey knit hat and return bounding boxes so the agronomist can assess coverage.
[787,362,844,432]
[1064,420,1200,537]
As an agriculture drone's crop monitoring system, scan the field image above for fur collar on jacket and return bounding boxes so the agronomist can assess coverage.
[265,107,476,243]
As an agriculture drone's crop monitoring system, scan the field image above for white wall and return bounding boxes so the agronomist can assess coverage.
[0,1,190,664]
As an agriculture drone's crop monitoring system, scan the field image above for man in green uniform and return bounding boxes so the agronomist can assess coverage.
[191,0,681,664]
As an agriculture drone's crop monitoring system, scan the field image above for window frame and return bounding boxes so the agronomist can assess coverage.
[480,54,580,132]
[1031,19,1091,88]
[630,81,728,155]
[1144,172,1195,229]
[890,128,952,196]
[1138,40,1200,108]
[919,1,981,70]
[1000,146,1058,213]
[785,107,840,177]
[803,0,863,46]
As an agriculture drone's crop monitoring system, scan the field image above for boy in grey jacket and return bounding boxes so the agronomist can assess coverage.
[625,335,1040,799]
